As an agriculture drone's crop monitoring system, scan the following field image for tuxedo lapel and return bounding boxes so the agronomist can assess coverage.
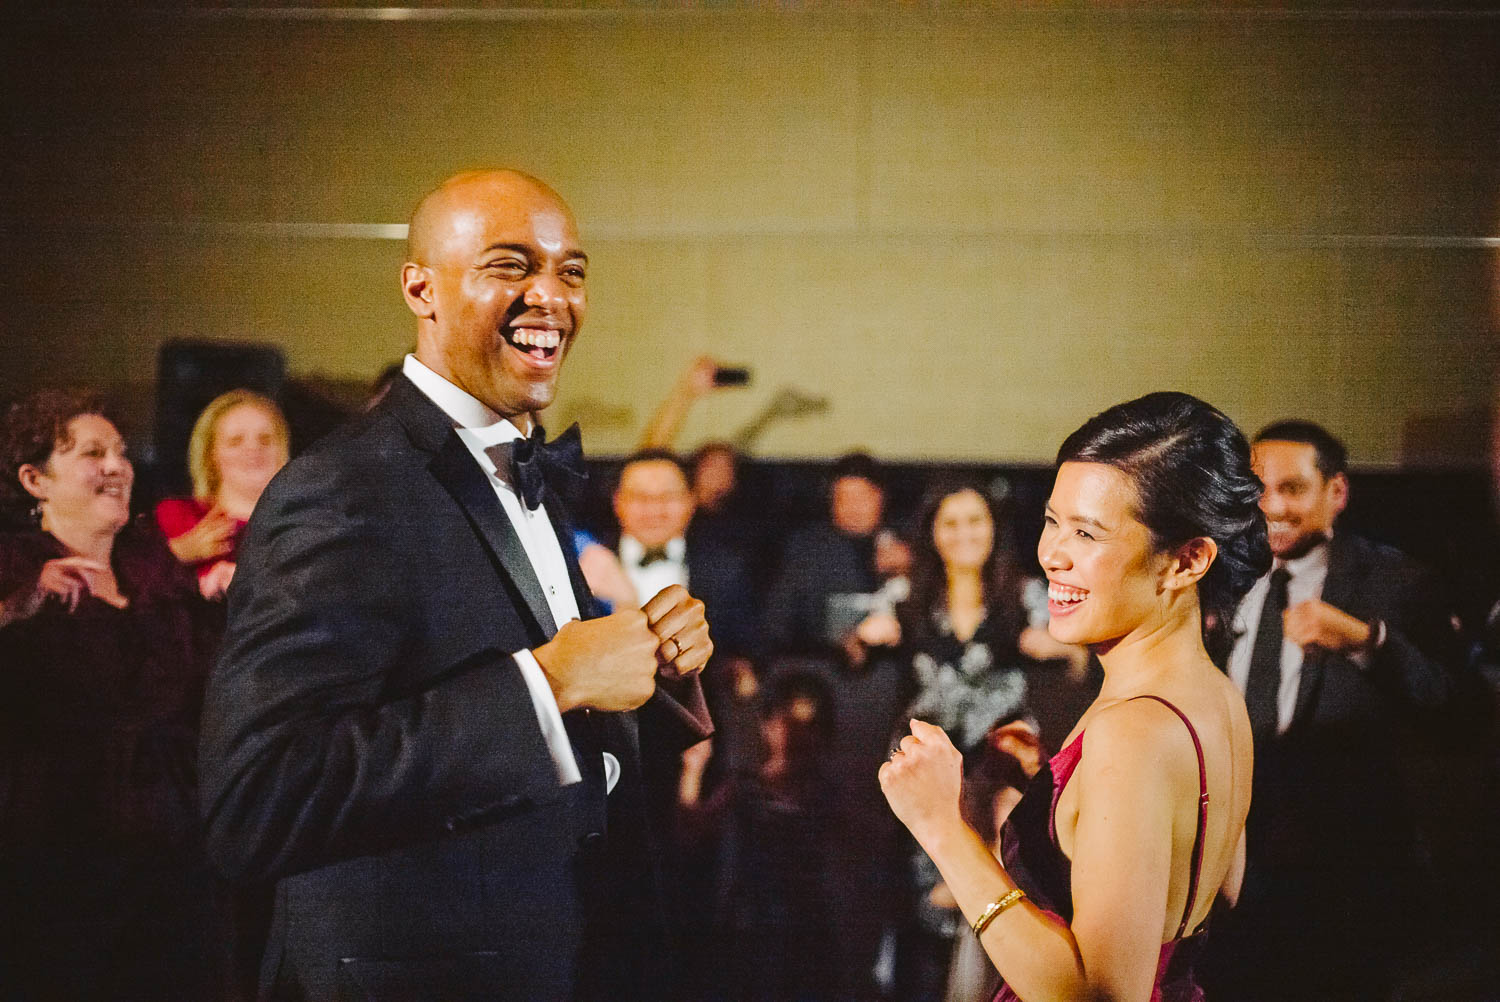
[429,432,558,639]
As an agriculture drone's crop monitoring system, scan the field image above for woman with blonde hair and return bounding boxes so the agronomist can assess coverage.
[155,389,288,597]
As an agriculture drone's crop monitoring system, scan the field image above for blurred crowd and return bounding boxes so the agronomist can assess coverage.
[1,355,1496,1001]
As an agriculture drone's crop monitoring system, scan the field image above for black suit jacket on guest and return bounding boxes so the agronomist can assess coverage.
[683,529,759,664]
[761,522,879,657]
[1205,531,1473,1000]
[199,376,710,1002]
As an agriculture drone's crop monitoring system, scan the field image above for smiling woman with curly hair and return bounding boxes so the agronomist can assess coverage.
[0,388,228,998]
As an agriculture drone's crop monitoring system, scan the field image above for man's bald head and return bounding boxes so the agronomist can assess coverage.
[406,169,574,266]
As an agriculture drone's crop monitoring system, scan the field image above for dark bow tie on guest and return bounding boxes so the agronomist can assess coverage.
[637,545,673,567]
[485,423,588,510]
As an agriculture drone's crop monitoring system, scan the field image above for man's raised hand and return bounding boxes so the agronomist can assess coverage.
[642,584,713,679]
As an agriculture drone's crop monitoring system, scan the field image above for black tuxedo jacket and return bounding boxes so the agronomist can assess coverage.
[1245,531,1466,878]
[199,376,710,1002]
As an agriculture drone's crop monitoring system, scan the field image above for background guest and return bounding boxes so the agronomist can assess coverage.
[0,389,227,999]
[763,451,911,664]
[1203,419,1478,1002]
[877,482,1066,1000]
[610,447,760,993]
[154,389,289,598]
[938,720,1040,1002]
[676,672,839,1002]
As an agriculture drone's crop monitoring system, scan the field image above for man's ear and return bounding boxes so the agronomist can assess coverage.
[1164,536,1217,593]
[1328,471,1350,517]
[401,263,436,320]
[16,463,48,502]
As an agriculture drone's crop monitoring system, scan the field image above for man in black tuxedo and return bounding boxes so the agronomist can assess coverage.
[1202,420,1468,1002]
[199,170,713,1001]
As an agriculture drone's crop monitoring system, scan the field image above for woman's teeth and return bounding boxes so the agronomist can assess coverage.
[1048,583,1087,605]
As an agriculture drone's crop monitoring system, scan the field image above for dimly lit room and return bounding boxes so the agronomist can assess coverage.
[2,4,1497,1000]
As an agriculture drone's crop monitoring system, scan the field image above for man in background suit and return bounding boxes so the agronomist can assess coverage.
[199,169,713,1001]
[609,448,757,997]
[1202,420,1469,1002]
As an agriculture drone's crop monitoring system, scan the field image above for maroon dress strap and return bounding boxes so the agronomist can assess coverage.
[1128,694,1209,940]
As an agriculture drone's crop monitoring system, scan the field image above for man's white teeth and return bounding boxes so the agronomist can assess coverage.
[1048,583,1087,603]
[511,329,560,349]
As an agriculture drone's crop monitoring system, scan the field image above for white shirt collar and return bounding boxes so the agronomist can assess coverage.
[619,535,687,566]
[402,354,527,446]
[1276,531,1332,579]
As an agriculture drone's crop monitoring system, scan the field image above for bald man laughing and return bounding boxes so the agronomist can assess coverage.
[200,170,714,1001]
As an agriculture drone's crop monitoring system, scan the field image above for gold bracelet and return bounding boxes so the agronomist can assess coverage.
[971,888,1026,937]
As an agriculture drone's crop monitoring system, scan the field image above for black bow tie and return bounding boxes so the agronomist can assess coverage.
[638,545,672,567]
[486,423,587,510]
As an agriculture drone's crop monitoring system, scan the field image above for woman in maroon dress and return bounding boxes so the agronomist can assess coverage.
[1,389,227,999]
[880,393,1268,1002]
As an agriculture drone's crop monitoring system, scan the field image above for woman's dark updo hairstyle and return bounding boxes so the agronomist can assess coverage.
[0,389,112,528]
[898,479,1024,655]
[1056,391,1270,663]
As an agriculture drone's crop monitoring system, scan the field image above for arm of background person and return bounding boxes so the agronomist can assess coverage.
[638,355,718,450]
[1371,556,1491,734]
[198,457,562,885]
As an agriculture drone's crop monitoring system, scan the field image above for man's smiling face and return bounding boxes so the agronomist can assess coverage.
[405,171,588,420]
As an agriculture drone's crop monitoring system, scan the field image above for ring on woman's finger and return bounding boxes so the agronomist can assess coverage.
[661,637,681,661]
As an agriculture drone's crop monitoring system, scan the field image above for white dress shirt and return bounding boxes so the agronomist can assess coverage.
[618,535,688,608]
[403,355,609,788]
[1227,537,1333,735]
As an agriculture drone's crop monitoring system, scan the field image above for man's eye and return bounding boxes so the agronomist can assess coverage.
[488,260,528,276]
[1075,529,1095,541]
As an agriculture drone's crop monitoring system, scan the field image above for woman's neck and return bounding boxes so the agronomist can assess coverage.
[42,514,116,564]
[945,567,986,642]
[1095,597,1207,697]
[946,567,984,610]
[215,482,264,520]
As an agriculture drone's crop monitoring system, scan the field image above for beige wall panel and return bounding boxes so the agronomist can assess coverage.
[5,18,864,233]
[859,18,1499,235]
[2,12,1495,468]
[546,240,714,448]
[6,231,412,398]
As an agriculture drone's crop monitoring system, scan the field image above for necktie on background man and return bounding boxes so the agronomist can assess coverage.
[1245,567,1291,740]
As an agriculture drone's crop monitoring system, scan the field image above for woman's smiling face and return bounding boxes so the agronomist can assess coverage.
[26,414,134,535]
[1037,461,1170,648]
[932,488,994,574]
